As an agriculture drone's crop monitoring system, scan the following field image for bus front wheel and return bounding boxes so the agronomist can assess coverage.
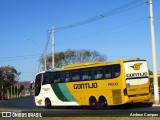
[45,98,52,109]
[89,97,97,109]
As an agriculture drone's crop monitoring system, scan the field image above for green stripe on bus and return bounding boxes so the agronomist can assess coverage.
[51,84,77,102]
[51,84,69,101]
[58,84,77,102]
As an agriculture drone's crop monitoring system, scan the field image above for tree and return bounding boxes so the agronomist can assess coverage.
[19,85,25,95]
[0,66,20,99]
[40,49,107,69]
[149,70,153,75]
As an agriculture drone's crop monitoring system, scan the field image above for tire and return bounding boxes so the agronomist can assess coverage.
[89,97,97,109]
[99,96,109,109]
[45,98,52,109]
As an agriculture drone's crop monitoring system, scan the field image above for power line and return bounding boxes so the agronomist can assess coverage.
[44,0,147,69]
[20,72,36,74]
[47,0,146,52]
[0,54,41,59]
[55,17,148,46]
[0,52,54,63]
[0,54,41,62]
[54,0,146,32]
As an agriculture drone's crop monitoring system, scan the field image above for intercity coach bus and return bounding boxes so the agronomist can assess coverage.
[34,58,151,109]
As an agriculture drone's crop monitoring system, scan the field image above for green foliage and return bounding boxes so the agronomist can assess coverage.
[19,85,25,91]
[149,70,153,75]
[0,66,20,95]
[40,49,107,69]
[19,85,25,93]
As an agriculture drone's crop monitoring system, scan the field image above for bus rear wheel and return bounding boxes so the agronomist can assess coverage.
[99,96,109,109]
[45,98,52,109]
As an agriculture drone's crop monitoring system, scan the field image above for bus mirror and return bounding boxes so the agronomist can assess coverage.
[30,83,33,89]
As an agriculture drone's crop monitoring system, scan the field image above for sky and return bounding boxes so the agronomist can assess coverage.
[0,0,160,82]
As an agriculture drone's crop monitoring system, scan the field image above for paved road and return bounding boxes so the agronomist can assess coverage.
[0,96,159,117]
[0,96,36,110]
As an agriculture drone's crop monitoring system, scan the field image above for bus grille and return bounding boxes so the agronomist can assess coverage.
[112,90,122,104]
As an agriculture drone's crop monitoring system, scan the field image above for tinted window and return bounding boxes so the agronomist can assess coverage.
[82,69,91,80]
[65,72,70,82]
[43,73,51,85]
[35,74,42,96]
[93,68,104,80]
[51,72,61,83]
[113,65,120,77]
[105,67,112,79]
[71,70,80,81]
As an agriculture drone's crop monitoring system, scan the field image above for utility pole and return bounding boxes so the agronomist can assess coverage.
[149,0,159,104]
[52,27,55,69]
[44,51,47,71]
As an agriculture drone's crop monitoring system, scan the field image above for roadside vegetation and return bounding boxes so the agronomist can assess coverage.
[0,66,21,100]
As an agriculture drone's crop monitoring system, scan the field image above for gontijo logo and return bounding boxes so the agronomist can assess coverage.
[130,63,142,70]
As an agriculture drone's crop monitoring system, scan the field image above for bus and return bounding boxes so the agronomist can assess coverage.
[34,58,151,109]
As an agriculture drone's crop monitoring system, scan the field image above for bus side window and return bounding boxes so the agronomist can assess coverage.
[50,77,54,84]
[105,67,112,79]
[82,70,91,80]
[113,65,120,77]
[43,73,50,85]
[93,68,104,80]
[65,72,70,82]
[53,72,61,83]
[72,70,80,81]
[60,72,64,83]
